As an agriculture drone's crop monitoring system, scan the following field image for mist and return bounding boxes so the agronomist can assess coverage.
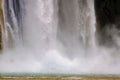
[1,0,120,75]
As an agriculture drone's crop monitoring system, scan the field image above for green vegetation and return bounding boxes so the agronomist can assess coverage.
[0,73,120,78]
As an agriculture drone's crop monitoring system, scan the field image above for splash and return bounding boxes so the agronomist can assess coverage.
[0,0,120,75]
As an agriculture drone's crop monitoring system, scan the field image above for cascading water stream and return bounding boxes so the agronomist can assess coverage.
[2,0,23,50]
[57,0,96,58]
[23,0,58,54]
[1,0,120,74]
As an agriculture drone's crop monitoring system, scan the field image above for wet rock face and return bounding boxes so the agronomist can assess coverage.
[0,0,3,50]
[95,0,120,25]
[95,0,120,47]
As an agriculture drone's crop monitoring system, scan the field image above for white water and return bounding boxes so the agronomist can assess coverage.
[1,0,120,74]
[2,0,23,50]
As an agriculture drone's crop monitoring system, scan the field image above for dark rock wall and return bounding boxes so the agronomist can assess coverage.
[95,0,120,47]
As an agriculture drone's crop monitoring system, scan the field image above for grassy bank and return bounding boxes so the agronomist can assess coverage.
[0,73,120,78]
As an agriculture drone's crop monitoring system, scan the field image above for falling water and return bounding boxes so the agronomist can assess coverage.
[23,0,58,54]
[57,0,96,58]
[1,0,120,75]
[2,0,23,50]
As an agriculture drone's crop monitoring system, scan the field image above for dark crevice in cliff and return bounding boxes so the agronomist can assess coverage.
[95,0,120,47]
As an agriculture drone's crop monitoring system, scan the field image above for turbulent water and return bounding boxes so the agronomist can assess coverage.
[0,0,120,74]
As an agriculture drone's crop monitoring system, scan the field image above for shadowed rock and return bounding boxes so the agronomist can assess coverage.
[95,0,120,47]
[0,0,3,50]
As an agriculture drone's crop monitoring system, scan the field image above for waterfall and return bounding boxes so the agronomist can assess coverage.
[23,0,58,54]
[1,0,120,74]
[57,0,96,58]
[2,0,23,50]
